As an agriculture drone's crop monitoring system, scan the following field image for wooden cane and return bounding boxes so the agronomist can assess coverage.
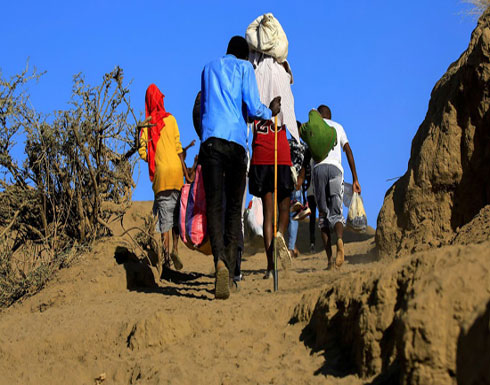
[273,116,279,292]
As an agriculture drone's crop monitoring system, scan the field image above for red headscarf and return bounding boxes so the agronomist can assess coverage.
[143,84,171,181]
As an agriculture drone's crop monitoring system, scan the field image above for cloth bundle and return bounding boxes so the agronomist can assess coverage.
[300,109,337,162]
[246,13,289,64]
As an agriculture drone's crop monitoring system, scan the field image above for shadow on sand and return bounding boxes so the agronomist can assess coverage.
[114,245,214,301]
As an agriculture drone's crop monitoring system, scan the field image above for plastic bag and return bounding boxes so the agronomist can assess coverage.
[244,197,264,238]
[179,165,212,255]
[343,182,353,207]
[347,192,367,232]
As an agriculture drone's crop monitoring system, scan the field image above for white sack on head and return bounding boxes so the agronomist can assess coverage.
[246,13,288,64]
[249,51,300,143]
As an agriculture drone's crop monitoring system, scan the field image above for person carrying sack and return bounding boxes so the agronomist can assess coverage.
[311,105,361,269]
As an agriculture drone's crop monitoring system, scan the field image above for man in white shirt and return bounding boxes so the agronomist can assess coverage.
[313,105,361,269]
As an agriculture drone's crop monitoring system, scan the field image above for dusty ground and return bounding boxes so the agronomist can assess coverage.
[0,201,377,385]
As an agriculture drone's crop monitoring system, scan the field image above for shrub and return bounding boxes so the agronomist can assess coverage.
[0,64,140,306]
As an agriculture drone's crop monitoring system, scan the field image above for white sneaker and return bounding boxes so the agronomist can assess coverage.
[293,206,311,221]
[290,200,302,213]
[276,231,292,269]
[263,270,273,279]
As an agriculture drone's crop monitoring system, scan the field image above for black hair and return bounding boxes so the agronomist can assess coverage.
[317,105,331,119]
[226,36,249,60]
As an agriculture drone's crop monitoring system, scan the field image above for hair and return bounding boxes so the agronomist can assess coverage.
[317,105,331,119]
[226,36,250,60]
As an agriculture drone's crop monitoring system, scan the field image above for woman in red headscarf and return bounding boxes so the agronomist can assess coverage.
[139,84,190,271]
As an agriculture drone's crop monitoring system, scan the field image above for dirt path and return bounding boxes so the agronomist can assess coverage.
[0,202,376,385]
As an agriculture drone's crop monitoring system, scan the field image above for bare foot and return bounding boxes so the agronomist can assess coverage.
[335,238,344,268]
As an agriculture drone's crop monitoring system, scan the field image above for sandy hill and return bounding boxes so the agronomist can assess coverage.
[1,8,490,385]
[0,201,377,385]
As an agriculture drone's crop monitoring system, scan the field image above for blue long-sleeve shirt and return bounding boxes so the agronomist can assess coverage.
[201,54,272,150]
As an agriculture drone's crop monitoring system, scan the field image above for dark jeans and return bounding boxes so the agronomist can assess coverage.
[200,138,247,278]
[308,195,317,244]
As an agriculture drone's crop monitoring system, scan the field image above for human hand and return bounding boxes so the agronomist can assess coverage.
[269,96,281,116]
[185,170,195,184]
[353,180,361,194]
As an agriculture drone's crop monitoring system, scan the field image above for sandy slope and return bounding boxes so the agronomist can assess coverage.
[0,202,376,385]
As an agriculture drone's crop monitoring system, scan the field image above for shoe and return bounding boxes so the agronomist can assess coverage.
[309,243,315,254]
[293,206,311,221]
[276,232,292,269]
[170,252,183,271]
[234,274,243,282]
[335,238,345,268]
[215,260,230,300]
[263,270,273,279]
[229,279,240,293]
[290,200,302,213]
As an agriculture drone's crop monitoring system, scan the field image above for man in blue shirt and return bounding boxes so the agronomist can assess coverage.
[200,36,281,300]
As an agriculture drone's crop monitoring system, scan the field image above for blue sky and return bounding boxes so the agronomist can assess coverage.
[1,0,479,226]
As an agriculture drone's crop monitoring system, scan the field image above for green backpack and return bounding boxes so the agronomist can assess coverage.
[300,109,337,162]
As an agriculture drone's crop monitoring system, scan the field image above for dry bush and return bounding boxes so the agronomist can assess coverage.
[0,64,141,307]
[463,0,490,15]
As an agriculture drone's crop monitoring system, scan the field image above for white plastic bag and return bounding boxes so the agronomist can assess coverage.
[347,192,367,232]
[245,13,289,63]
[343,182,353,207]
[245,197,264,237]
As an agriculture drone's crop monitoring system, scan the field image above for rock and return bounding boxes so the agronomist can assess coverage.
[376,9,490,257]
[452,204,490,245]
[456,300,490,385]
[291,241,490,385]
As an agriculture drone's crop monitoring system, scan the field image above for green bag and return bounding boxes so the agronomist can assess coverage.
[300,109,337,162]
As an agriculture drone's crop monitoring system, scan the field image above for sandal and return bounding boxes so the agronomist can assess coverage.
[170,252,183,271]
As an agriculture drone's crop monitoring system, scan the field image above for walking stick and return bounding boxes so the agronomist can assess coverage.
[273,116,279,292]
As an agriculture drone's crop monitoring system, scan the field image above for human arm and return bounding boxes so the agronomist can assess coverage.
[186,155,199,183]
[183,139,196,153]
[137,116,155,162]
[343,142,361,193]
[178,152,191,183]
[173,120,191,183]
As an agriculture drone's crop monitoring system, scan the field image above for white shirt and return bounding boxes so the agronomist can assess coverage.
[315,119,348,175]
[249,51,300,143]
